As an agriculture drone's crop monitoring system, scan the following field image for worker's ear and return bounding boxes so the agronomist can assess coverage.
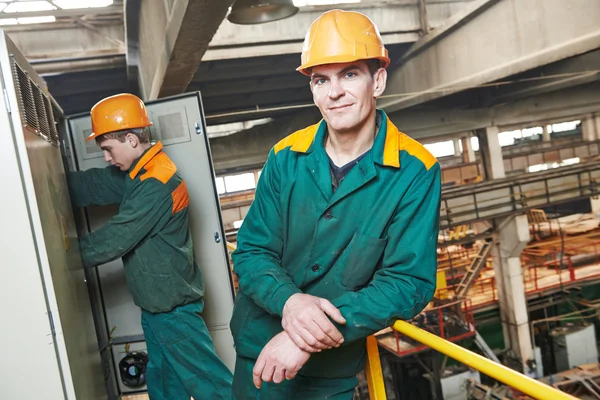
[373,68,387,98]
[125,132,140,148]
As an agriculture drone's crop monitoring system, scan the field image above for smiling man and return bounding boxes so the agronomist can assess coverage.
[230,9,442,400]
[67,93,232,399]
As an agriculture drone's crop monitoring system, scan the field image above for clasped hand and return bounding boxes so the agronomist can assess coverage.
[282,293,346,352]
[252,294,347,388]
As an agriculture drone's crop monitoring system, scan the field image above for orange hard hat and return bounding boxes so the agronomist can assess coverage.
[88,93,152,141]
[297,9,390,76]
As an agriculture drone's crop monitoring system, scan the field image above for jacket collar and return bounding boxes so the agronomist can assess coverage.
[129,141,163,180]
[292,110,401,169]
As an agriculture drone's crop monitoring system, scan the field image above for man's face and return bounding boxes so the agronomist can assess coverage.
[98,136,138,171]
[310,61,387,134]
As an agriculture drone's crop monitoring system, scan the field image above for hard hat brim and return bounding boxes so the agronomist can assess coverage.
[297,55,391,76]
[86,122,153,141]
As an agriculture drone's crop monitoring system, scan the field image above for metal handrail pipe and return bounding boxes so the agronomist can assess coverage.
[393,320,578,400]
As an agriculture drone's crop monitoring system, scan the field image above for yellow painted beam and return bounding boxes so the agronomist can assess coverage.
[365,335,387,400]
[393,320,577,400]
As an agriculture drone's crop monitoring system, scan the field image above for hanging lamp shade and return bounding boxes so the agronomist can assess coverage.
[227,0,299,25]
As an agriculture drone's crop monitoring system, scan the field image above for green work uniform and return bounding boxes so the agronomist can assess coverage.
[231,110,441,399]
[68,141,232,399]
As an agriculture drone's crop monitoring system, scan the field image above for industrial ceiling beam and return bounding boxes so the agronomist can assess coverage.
[8,24,123,62]
[380,0,600,113]
[0,6,122,19]
[124,0,141,95]
[139,0,235,100]
[204,0,475,61]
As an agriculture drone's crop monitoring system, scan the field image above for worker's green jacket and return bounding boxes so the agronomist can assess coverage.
[68,142,204,314]
[231,110,441,378]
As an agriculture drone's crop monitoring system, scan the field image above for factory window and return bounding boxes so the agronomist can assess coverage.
[498,129,522,147]
[547,120,580,133]
[0,1,115,25]
[293,0,360,6]
[224,172,256,193]
[528,157,580,173]
[424,140,455,158]
[4,2,55,13]
[53,1,114,9]
[457,137,480,152]
[233,220,244,229]
[521,126,543,137]
[215,177,226,195]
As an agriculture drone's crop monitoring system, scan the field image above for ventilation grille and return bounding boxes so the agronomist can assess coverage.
[11,58,58,146]
[45,96,59,144]
[32,83,50,140]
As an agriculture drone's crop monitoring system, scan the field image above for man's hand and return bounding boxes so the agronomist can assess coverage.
[282,293,346,352]
[252,331,310,389]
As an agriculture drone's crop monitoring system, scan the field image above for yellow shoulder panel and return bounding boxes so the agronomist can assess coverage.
[273,122,321,155]
[399,132,437,171]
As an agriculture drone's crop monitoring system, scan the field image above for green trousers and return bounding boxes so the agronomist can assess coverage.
[232,356,357,400]
[141,300,232,400]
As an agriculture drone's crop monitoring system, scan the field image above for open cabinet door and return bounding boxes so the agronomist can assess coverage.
[67,92,236,396]
[0,31,106,399]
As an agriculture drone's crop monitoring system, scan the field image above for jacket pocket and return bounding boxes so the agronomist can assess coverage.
[335,232,387,291]
[137,270,175,312]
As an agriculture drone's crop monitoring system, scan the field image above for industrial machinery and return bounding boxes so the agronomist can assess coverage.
[0,30,235,399]
[550,323,598,373]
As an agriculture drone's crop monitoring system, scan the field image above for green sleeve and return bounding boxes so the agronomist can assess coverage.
[232,149,302,317]
[79,180,172,267]
[331,163,442,343]
[67,167,126,208]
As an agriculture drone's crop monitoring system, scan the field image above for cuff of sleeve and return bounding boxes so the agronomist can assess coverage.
[270,283,302,317]
[79,236,96,268]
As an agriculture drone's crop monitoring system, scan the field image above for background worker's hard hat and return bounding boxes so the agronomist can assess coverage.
[297,9,390,76]
[88,93,152,141]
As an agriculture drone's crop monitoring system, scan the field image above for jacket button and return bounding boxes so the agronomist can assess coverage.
[325,211,333,220]
[311,264,320,272]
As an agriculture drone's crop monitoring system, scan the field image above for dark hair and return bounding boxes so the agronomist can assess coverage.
[365,59,382,76]
[95,128,150,145]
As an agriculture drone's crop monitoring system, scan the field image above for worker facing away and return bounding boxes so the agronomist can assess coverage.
[230,9,442,400]
[67,93,232,400]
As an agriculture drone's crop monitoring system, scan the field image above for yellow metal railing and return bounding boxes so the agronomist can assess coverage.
[365,321,579,400]
[365,336,387,399]
[226,241,574,399]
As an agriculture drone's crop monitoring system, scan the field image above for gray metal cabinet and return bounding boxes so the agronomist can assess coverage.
[0,28,235,399]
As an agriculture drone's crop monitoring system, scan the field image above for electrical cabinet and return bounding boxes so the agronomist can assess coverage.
[0,31,106,399]
[0,29,236,399]
[66,93,237,396]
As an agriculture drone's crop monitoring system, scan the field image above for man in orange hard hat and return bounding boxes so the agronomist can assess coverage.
[230,9,442,399]
[67,93,232,399]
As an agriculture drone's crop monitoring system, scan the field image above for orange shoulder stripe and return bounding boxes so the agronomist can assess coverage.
[399,133,437,171]
[273,122,321,154]
[140,152,177,184]
[171,181,189,214]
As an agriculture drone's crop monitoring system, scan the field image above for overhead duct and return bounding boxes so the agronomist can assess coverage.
[227,0,299,25]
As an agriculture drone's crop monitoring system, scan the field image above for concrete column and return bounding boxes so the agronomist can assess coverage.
[591,196,600,218]
[138,0,234,100]
[453,138,462,157]
[477,126,505,180]
[461,135,476,163]
[582,114,600,142]
[493,215,534,375]
[542,124,551,142]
